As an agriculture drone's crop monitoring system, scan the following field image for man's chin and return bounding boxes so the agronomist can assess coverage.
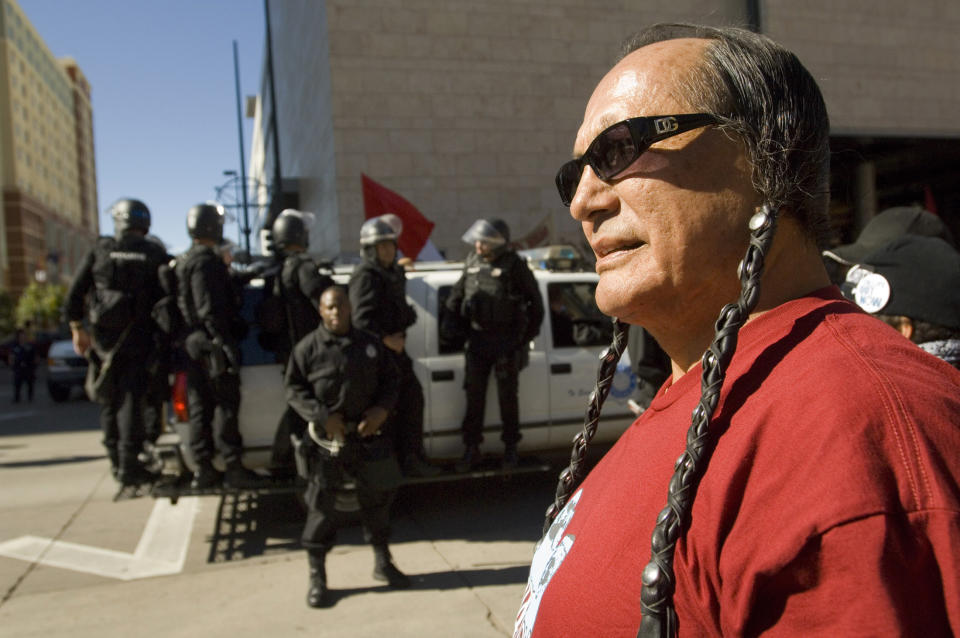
[594,278,652,323]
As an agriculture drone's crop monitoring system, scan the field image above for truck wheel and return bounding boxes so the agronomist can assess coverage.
[48,383,70,402]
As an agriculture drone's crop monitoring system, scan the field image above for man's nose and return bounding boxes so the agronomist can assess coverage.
[569,165,618,221]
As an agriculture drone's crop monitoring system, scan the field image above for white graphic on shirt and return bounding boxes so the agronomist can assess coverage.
[514,488,582,638]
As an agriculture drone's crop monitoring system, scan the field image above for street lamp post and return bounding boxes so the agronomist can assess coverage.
[214,172,267,260]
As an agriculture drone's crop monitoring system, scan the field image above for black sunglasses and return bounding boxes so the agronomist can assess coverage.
[555,113,719,206]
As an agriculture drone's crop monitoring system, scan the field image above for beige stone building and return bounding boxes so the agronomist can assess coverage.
[0,0,98,297]
[252,0,960,260]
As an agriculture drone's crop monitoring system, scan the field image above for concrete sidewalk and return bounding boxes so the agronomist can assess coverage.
[0,363,609,637]
[1,532,532,638]
[0,417,565,638]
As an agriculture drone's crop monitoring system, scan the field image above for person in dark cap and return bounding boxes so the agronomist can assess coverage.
[843,234,960,368]
[822,205,956,284]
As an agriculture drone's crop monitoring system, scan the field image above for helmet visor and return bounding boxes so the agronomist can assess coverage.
[461,219,506,246]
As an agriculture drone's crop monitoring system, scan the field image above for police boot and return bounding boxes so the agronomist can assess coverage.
[503,444,519,470]
[455,444,481,473]
[224,462,266,490]
[191,461,222,489]
[107,449,121,482]
[118,465,158,487]
[372,545,410,589]
[117,450,158,487]
[306,550,330,608]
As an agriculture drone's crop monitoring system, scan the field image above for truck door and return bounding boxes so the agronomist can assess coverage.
[544,280,635,446]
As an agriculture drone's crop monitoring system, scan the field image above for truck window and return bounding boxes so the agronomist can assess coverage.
[239,285,283,366]
[547,282,612,348]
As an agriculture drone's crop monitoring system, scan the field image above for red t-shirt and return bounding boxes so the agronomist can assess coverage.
[516,288,960,637]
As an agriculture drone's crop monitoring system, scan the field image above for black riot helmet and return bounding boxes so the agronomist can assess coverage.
[109,198,151,237]
[272,209,309,251]
[186,203,225,242]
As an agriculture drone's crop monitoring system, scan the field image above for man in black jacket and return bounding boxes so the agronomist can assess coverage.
[268,209,335,476]
[64,198,167,487]
[285,285,409,607]
[348,216,437,477]
[444,218,544,470]
[176,203,261,489]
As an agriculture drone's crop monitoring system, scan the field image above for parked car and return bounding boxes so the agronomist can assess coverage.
[46,338,88,402]
[153,249,639,492]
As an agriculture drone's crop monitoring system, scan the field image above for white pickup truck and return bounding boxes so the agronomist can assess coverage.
[152,248,638,494]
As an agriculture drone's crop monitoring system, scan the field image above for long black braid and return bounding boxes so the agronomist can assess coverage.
[543,317,630,535]
[541,204,780,638]
[636,204,778,638]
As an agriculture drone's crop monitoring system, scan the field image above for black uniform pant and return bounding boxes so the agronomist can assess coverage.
[461,340,521,447]
[12,372,34,402]
[185,361,243,467]
[99,351,149,473]
[301,456,396,552]
[270,406,306,472]
[391,350,426,460]
[142,354,170,445]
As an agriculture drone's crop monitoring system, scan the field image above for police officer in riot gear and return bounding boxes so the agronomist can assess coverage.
[268,209,335,476]
[443,218,544,470]
[176,203,261,489]
[272,209,335,356]
[349,216,438,477]
[65,198,168,487]
[285,286,409,607]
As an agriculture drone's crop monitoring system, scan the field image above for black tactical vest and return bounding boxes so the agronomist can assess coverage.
[277,252,322,345]
[89,235,162,333]
[461,252,520,333]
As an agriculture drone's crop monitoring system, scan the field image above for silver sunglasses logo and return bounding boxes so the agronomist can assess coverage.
[653,116,679,134]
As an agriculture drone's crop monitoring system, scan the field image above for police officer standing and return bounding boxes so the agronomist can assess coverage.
[269,209,334,475]
[176,203,261,489]
[285,286,410,608]
[348,216,437,477]
[444,218,544,470]
[65,198,167,487]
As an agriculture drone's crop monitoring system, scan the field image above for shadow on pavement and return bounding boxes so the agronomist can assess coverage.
[202,444,613,564]
[207,491,304,563]
[320,564,530,605]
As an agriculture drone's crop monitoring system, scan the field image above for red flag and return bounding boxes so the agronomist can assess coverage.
[361,174,435,259]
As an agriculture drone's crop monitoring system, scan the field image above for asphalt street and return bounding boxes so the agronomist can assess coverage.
[0,364,604,638]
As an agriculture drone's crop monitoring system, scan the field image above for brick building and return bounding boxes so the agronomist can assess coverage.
[250,0,960,260]
[0,0,98,298]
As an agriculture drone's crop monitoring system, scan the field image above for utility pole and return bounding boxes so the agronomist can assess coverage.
[232,40,251,256]
[264,0,283,231]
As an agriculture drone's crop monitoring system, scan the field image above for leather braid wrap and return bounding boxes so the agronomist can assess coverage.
[637,205,779,638]
[543,318,629,535]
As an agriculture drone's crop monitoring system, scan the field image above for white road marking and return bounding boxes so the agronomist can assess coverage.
[0,496,199,580]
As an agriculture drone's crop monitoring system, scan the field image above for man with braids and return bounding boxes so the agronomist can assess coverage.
[515,23,960,638]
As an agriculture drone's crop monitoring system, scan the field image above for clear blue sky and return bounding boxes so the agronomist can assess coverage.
[21,0,265,254]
